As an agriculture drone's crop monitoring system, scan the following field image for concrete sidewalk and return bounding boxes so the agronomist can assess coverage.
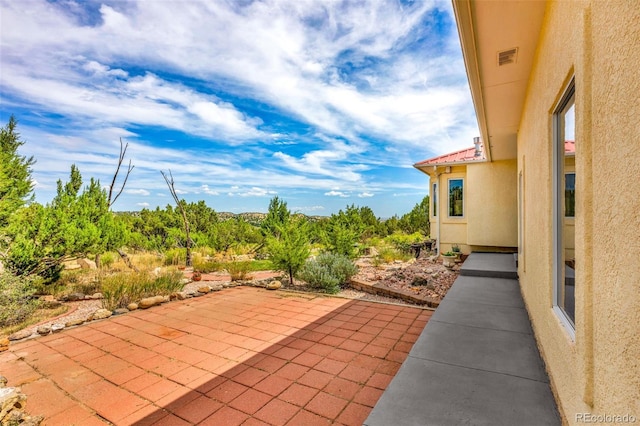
[365,253,560,426]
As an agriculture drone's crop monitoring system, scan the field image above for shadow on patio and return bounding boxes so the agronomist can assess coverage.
[2,286,431,425]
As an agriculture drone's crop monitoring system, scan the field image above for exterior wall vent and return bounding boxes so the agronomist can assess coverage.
[498,47,518,66]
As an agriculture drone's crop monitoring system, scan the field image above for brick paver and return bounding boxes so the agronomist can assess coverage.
[1,286,432,425]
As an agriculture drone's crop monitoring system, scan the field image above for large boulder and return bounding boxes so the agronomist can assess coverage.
[138,295,165,309]
[78,258,97,270]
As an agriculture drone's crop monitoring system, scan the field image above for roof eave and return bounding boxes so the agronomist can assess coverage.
[453,0,492,162]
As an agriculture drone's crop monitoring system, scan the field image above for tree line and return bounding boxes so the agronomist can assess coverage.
[0,116,430,283]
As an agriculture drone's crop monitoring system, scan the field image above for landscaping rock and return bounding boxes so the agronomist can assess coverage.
[78,258,97,270]
[91,293,103,300]
[66,292,85,302]
[210,284,223,291]
[51,324,65,333]
[36,326,51,336]
[90,309,112,320]
[8,330,33,341]
[266,280,282,290]
[127,303,138,311]
[65,318,85,327]
[113,308,129,315]
[193,291,204,297]
[138,296,164,309]
[0,338,9,352]
[198,286,211,294]
[0,387,25,422]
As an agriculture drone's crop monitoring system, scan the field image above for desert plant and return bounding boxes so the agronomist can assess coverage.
[298,253,357,294]
[226,261,251,281]
[191,257,223,273]
[374,247,413,264]
[101,270,183,310]
[163,248,184,266]
[0,271,40,327]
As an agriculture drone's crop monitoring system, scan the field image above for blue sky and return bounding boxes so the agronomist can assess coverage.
[0,0,478,218]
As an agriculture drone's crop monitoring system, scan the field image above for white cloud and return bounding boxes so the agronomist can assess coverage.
[126,188,150,196]
[136,202,149,207]
[199,184,219,195]
[325,190,349,198]
[1,0,478,217]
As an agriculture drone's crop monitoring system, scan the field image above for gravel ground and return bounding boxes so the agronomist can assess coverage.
[352,254,459,302]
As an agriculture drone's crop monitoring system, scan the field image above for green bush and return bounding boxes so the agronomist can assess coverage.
[298,253,358,294]
[0,271,40,328]
[385,232,425,254]
[99,251,117,268]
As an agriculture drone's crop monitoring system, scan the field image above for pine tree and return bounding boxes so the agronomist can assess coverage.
[0,116,35,229]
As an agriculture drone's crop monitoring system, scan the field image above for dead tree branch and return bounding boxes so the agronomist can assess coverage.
[161,170,192,267]
[107,138,134,208]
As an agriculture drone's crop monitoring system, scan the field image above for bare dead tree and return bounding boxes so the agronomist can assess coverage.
[107,138,135,208]
[161,170,192,267]
[103,138,138,271]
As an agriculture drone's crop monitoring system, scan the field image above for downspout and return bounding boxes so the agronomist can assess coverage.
[433,166,441,255]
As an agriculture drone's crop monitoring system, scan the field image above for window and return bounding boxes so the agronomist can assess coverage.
[448,179,463,217]
[553,78,576,333]
[432,183,437,216]
[565,173,575,217]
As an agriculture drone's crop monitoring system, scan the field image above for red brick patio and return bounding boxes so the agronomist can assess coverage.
[1,287,431,425]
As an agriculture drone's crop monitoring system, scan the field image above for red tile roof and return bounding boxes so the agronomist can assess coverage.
[413,146,483,167]
[415,140,574,169]
[565,140,575,154]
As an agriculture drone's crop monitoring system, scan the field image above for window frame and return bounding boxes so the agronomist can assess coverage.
[564,172,576,218]
[552,77,576,338]
[432,182,438,217]
[447,178,464,218]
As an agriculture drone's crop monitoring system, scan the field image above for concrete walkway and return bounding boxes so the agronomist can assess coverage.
[365,253,561,426]
[2,287,431,425]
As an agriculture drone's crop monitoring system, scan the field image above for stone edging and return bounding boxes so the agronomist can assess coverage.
[349,278,440,308]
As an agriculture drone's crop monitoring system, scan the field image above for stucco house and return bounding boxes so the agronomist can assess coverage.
[414,0,639,423]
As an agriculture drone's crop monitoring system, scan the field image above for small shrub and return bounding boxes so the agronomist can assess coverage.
[385,232,425,254]
[0,272,40,328]
[226,261,251,281]
[163,248,184,266]
[298,253,358,294]
[375,247,412,264]
[99,252,117,268]
[192,258,223,273]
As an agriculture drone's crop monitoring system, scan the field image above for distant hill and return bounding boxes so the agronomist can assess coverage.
[218,212,327,226]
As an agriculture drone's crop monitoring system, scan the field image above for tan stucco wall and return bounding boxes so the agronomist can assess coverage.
[427,166,468,253]
[517,1,640,423]
[466,159,518,248]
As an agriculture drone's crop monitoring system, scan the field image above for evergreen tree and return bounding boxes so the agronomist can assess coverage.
[0,116,35,229]
[399,195,430,236]
[6,166,125,280]
[266,216,310,285]
[261,196,290,238]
